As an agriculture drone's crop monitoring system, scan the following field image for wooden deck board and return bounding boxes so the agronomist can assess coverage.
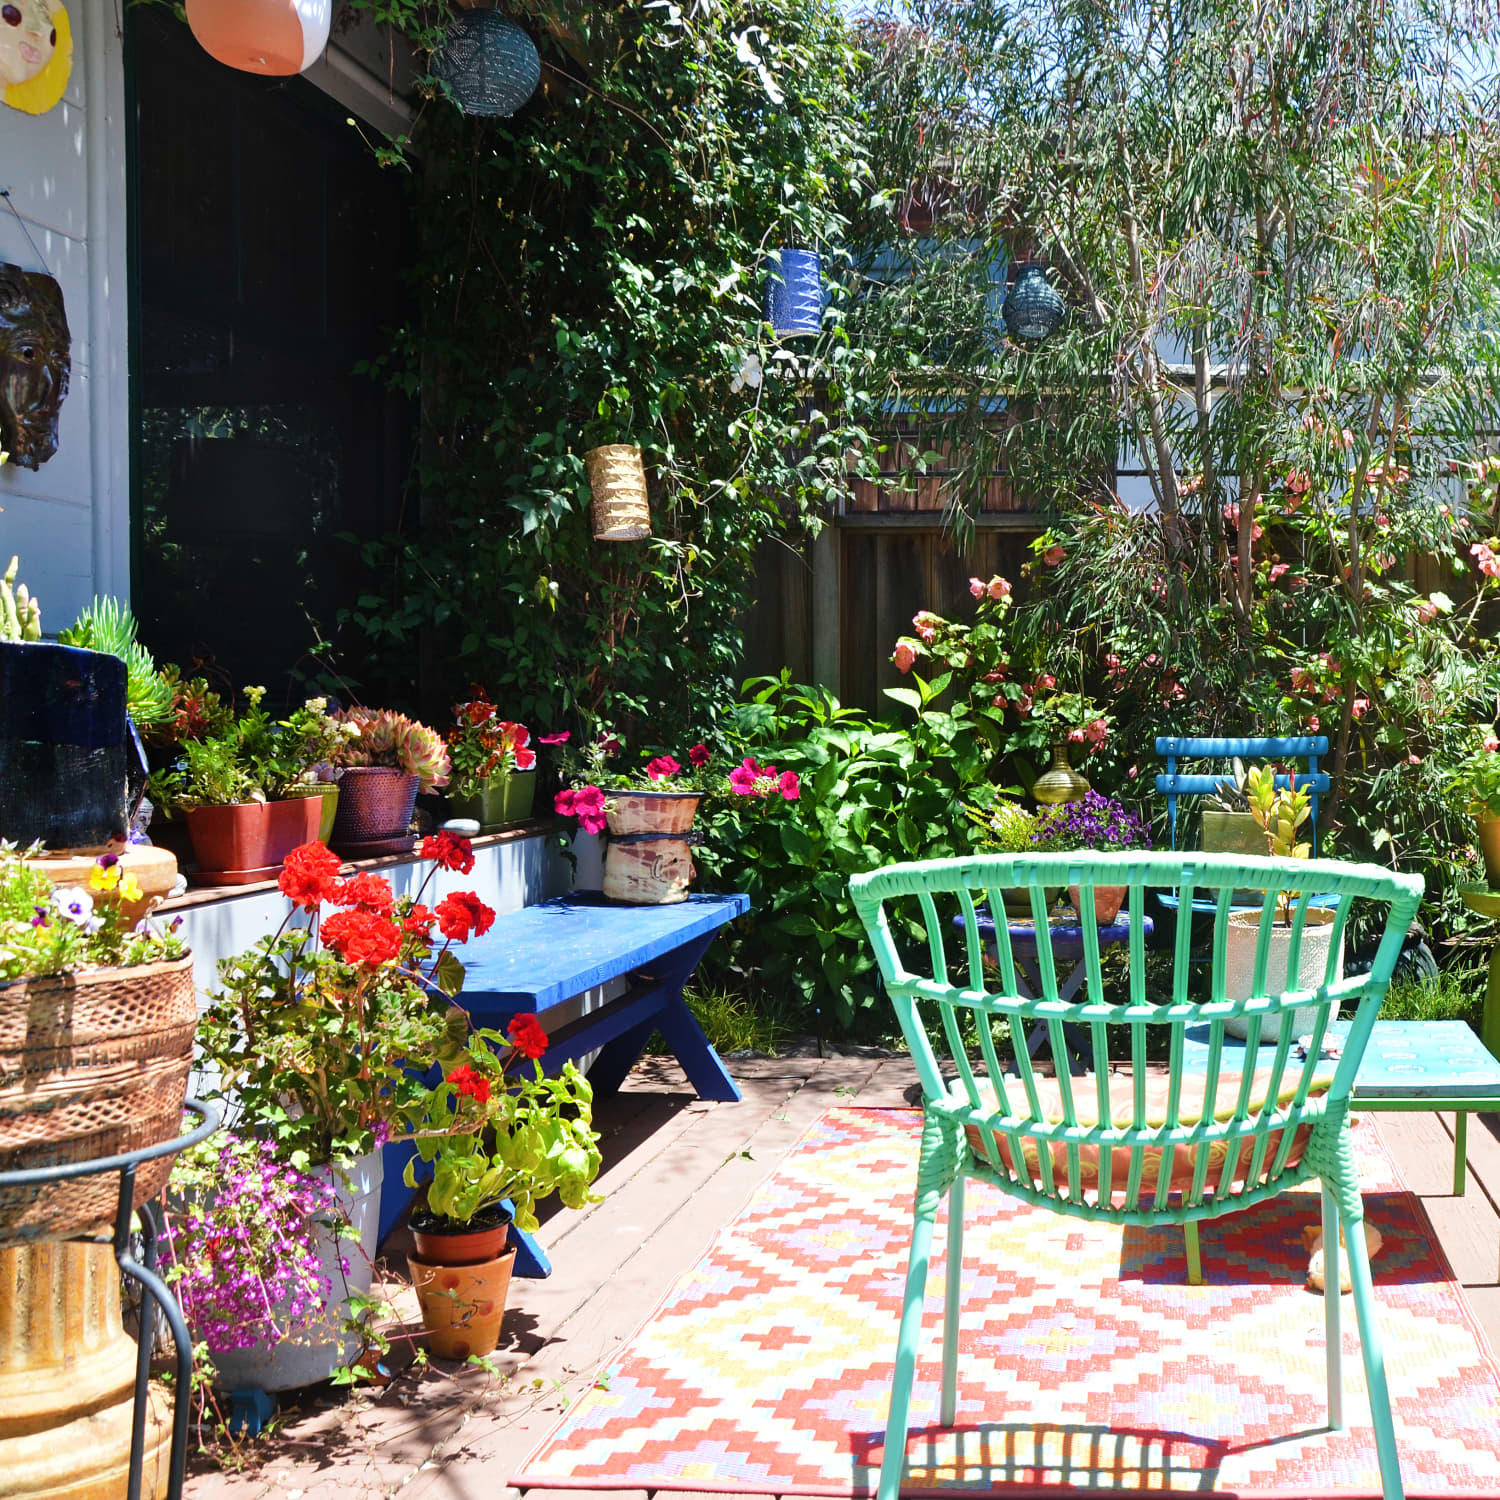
[184,1052,1500,1500]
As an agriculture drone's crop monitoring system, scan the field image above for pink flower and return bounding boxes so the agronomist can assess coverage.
[1407,754,1422,765]
[1084,718,1108,748]
[646,755,682,781]
[987,576,1012,600]
[1472,542,1500,579]
[912,610,942,644]
[1269,562,1289,583]
[778,770,800,801]
[1043,544,1066,566]
[892,639,920,674]
[729,757,767,797]
[1485,735,1500,753]
[1352,697,1369,720]
[557,784,608,834]
[538,730,570,745]
[1290,666,1314,692]
[514,746,537,770]
[1415,600,1437,624]
[1307,715,1321,732]
[1127,765,1138,779]
[969,576,986,598]
[1015,692,1033,716]
[1440,504,1451,516]
[1068,726,1086,743]
[596,733,622,757]
[688,742,711,767]
[1105,653,1124,680]
[1036,674,1056,691]
[1285,469,1310,494]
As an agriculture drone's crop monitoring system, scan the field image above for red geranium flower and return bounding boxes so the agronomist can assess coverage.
[328,871,395,914]
[278,841,342,911]
[420,830,475,874]
[321,909,402,969]
[507,1013,548,1061]
[447,1063,492,1104]
[435,891,496,944]
[403,903,435,936]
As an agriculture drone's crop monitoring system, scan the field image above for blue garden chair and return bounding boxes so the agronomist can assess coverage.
[850,850,1422,1500]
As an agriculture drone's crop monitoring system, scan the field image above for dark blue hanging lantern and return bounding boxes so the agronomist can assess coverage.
[434,9,541,118]
[764,248,823,339]
[1002,263,1066,343]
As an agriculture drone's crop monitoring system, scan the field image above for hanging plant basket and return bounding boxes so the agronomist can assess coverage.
[1002,263,1066,343]
[434,9,541,118]
[585,444,651,542]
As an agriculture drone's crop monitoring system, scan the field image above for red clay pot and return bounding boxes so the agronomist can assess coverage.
[185,796,321,882]
[410,1206,511,1267]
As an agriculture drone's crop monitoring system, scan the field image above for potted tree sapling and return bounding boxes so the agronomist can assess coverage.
[1223,765,1342,1038]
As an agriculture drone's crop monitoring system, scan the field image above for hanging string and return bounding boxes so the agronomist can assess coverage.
[0,189,55,279]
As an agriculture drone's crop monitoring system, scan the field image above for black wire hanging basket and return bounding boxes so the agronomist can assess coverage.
[1002,263,1066,343]
[434,9,542,118]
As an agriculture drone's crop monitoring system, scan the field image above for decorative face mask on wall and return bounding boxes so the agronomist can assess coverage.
[0,264,70,470]
[0,0,59,87]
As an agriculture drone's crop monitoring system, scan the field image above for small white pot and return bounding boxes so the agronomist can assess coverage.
[1223,909,1342,1039]
[206,1150,383,1392]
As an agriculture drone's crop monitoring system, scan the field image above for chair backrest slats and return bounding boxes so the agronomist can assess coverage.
[851,851,1424,1222]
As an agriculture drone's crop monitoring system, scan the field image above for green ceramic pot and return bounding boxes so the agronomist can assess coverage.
[286,783,339,844]
[449,770,537,831]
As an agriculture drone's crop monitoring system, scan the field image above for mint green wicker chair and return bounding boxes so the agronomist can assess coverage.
[849,850,1423,1500]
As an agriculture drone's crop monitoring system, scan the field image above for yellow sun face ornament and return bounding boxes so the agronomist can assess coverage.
[2,0,71,115]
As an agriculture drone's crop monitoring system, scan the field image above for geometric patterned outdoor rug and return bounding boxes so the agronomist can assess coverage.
[515,1107,1500,1498]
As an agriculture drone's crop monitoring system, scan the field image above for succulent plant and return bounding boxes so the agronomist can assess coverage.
[1207,756,1251,813]
[333,708,451,791]
[1,556,40,642]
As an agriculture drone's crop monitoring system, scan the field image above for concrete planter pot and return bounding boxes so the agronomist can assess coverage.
[1223,908,1343,1039]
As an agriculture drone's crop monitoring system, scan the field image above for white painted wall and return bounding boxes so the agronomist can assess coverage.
[0,0,129,627]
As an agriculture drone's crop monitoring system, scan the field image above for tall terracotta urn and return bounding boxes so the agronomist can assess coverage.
[0,1240,171,1498]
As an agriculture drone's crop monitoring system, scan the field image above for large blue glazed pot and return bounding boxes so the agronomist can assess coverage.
[0,640,145,850]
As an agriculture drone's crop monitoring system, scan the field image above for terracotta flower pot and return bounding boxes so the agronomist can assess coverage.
[411,1247,516,1361]
[448,771,537,832]
[410,1206,511,1267]
[1067,883,1127,926]
[286,782,339,844]
[185,796,321,884]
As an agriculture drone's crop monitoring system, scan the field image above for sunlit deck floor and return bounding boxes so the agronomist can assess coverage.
[185,1050,1500,1500]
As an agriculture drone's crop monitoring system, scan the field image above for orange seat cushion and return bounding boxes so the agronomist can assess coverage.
[953,1067,1333,1205]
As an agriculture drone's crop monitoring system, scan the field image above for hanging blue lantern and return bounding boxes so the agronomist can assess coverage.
[1002,263,1066,343]
[764,248,823,339]
[434,10,541,119]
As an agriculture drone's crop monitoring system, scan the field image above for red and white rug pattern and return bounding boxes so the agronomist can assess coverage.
[515,1107,1500,1497]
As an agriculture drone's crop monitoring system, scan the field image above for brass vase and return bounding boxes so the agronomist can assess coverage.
[1032,743,1091,805]
[1477,813,1500,889]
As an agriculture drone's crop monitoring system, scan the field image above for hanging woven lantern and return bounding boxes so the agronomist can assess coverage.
[585,444,651,542]
[434,9,541,118]
[1002,263,1066,343]
[764,248,822,339]
[184,0,331,75]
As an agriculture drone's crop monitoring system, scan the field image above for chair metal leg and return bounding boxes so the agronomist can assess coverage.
[940,1173,964,1428]
[1183,1221,1202,1285]
[1321,1184,1342,1431]
[878,1114,960,1500]
[1340,1187,1405,1500]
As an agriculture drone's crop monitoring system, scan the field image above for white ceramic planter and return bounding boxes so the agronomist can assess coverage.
[206,1150,383,1392]
[1223,909,1342,1039]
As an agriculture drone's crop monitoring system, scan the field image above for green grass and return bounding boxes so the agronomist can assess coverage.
[645,983,801,1058]
[1379,960,1486,1030]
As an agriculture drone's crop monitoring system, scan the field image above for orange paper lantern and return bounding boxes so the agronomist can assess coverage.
[185,0,331,76]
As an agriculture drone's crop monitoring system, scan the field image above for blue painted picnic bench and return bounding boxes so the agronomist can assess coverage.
[381,891,749,1270]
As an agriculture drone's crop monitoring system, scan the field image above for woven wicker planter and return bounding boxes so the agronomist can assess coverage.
[585,444,651,541]
[0,955,197,1247]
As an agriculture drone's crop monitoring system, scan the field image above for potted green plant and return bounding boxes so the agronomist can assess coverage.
[402,1014,602,1360]
[966,799,1061,917]
[1200,758,1264,856]
[1223,765,1341,1038]
[1030,790,1152,924]
[0,844,193,1245]
[151,689,355,884]
[328,707,451,855]
[446,692,538,831]
[194,833,492,1389]
[1445,727,1500,888]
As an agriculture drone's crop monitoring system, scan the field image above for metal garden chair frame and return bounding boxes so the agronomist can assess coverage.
[850,850,1423,1500]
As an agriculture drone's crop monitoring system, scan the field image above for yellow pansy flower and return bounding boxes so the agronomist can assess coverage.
[88,863,121,892]
[118,874,143,904]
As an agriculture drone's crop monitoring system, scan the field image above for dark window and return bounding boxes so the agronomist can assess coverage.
[128,8,412,703]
